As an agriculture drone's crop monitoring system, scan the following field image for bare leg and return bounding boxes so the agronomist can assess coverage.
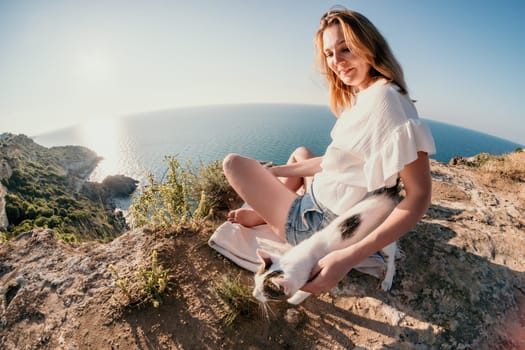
[279,146,316,193]
[224,147,317,233]
[223,154,296,240]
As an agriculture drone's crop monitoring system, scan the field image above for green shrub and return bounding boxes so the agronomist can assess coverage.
[25,204,38,219]
[135,250,173,308]
[5,203,21,225]
[187,160,240,214]
[109,250,174,308]
[48,215,61,228]
[0,230,8,243]
[12,220,33,236]
[56,232,79,243]
[34,216,49,227]
[130,156,214,230]
[37,206,54,218]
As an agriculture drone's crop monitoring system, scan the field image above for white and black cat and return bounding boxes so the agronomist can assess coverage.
[253,188,399,305]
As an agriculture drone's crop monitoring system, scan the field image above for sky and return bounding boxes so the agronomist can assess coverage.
[0,0,524,145]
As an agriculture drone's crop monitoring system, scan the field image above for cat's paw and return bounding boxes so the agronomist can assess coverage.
[287,291,311,305]
[381,278,393,291]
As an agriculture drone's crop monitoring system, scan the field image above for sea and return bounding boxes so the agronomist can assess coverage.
[34,104,523,186]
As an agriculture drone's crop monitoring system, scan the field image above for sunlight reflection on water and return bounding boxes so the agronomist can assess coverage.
[73,117,149,184]
[81,118,121,181]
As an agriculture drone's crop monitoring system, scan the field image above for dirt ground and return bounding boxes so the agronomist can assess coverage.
[1,154,525,349]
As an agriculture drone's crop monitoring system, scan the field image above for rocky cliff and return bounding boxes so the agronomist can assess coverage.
[0,134,136,241]
[0,151,524,349]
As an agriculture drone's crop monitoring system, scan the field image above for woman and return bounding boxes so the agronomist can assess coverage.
[222,8,436,295]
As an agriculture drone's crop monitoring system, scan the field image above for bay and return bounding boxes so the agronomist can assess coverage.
[34,104,523,185]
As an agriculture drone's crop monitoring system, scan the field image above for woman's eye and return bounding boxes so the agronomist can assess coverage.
[325,52,333,58]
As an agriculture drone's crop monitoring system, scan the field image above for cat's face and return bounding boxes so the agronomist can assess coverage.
[252,250,289,304]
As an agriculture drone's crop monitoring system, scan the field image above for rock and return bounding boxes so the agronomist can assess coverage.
[0,160,12,180]
[101,175,138,198]
[0,184,8,229]
[284,308,303,325]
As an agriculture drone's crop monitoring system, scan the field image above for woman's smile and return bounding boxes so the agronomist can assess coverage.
[338,67,354,76]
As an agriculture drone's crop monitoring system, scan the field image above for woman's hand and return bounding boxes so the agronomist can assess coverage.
[300,250,352,294]
[265,166,278,177]
[269,156,323,179]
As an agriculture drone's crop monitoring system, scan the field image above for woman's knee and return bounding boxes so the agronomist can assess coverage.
[223,153,255,176]
[291,146,315,161]
[222,153,240,174]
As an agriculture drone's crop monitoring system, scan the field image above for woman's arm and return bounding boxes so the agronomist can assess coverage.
[269,156,323,178]
[301,151,432,294]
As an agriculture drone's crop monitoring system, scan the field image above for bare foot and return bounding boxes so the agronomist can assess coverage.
[227,208,265,227]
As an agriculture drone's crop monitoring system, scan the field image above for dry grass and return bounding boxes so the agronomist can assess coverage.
[476,151,525,207]
[479,151,525,182]
[215,274,258,326]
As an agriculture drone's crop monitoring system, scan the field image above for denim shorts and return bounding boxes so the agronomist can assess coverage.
[284,189,338,246]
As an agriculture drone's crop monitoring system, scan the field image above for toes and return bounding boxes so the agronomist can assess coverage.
[227,210,238,222]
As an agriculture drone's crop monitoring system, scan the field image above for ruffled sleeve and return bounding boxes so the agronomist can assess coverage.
[363,118,436,191]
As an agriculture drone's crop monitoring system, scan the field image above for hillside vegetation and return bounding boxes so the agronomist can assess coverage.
[0,133,136,241]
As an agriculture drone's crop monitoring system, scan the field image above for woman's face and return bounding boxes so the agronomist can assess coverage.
[322,24,372,92]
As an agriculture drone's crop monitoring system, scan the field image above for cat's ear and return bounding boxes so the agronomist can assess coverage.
[274,278,292,296]
[256,249,278,267]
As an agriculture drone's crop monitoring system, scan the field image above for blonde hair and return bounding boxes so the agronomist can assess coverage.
[315,8,408,116]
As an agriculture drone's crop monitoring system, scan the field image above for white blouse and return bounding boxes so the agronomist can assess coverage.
[312,79,436,215]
